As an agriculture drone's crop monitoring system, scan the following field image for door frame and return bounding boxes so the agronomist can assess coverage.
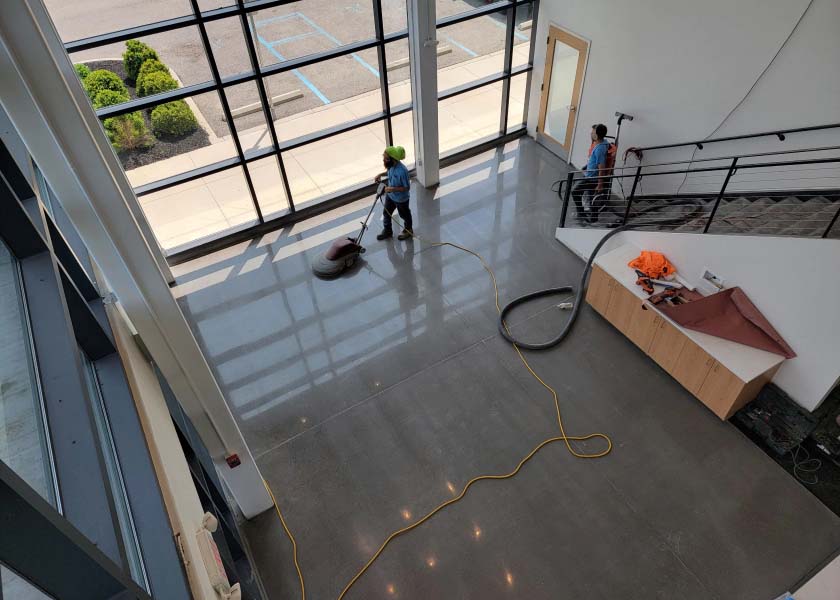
[537,25,590,161]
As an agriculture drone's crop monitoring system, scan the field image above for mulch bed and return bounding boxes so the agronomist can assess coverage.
[85,59,210,171]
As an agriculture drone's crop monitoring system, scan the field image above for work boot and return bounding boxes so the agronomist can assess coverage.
[377,230,393,241]
[397,228,412,241]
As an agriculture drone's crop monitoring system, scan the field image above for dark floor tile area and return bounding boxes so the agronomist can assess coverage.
[175,138,840,600]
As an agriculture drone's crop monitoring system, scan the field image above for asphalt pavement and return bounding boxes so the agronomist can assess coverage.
[46,0,532,138]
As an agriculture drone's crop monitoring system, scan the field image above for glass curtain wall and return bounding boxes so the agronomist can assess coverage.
[0,241,56,507]
[49,0,535,257]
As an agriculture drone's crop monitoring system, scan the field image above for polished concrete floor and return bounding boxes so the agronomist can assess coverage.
[174,137,840,600]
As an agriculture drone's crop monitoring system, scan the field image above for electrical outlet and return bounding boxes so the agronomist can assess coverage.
[701,268,725,290]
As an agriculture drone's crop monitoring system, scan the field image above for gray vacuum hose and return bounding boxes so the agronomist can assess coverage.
[498,201,702,350]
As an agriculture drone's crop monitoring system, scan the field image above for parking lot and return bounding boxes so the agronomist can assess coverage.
[47,0,531,139]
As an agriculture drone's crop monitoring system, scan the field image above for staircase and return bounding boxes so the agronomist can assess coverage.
[579,191,840,239]
[557,124,840,240]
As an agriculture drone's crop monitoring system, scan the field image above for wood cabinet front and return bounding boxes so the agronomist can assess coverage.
[671,340,715,395]
[697,362,745,419]
[647,317,686,373]
[585,264,782,420]
[586,265,614,316]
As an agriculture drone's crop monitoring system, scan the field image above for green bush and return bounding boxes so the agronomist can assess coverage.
[123,40,158,82]
[83,69,127,100]
[104,112,154,152]
[93,89,130,109]
[137,70,178,97]
[136,59,168,93]
[74,63,90,80]
[150,101,198,137]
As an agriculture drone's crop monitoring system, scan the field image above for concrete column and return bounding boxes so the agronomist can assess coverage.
[407,0,440,187]
[0,0,272,518]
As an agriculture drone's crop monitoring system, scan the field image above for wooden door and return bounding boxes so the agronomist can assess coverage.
[537,26,589,153]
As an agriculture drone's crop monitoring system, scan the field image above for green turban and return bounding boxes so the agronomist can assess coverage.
[385,146,406,161]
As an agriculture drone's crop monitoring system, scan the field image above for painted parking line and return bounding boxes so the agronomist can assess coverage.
[254,31,331,104]
[294,12,380,78]
[256,11,379,80]
[440,33,477,58]
[268,31,317,45]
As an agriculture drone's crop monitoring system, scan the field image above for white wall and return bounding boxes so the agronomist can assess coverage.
[528,0,840,194]
[556,228,840,412]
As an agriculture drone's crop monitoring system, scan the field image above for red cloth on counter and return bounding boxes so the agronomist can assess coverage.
[657,287,796,358]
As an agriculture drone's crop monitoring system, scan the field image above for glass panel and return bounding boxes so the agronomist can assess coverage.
[436,0,480,20]
[204,17,252,79]
[439,82,503,155]
[507,73,528,133]
[137,167,259,252]
[121,91,238,189]
[383,0,407,34]
[1,565,54,600]
[437,14,507,93]
[198,0,233,10]
[391,110,415,169]
[43,0,191,42]
[223,82,274,154]
[250,2,376,67]
[250,156,291,219]
[512,3,534,70]
[385,39,411,108]
[354,38,411,111]
[0,241,55,506]
[543,39,579,144]
[80,352,148,591]
[265,57,383,143]
[285,121,386,206]
[70,28,212,91]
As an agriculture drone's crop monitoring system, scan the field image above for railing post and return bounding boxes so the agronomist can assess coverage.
[622,165,643,225]
[823,203,840,238]
[559,171,574,228]
[703,156,738,233]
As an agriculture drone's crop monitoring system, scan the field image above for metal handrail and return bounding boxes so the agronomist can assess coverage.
[558,144,840,177]
[557,148,840,238]
[559,156,840,187]
[634,122,840,153]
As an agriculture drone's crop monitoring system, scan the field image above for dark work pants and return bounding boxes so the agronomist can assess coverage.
[383,196,413,233]
[572,177,598,213]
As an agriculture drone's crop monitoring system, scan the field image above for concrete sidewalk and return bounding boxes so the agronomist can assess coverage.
[128,45,530,252]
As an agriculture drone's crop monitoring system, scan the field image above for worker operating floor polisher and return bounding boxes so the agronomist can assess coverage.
[311,182,385,278]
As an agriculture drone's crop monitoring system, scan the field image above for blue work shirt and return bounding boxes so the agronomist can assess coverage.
[585,140,609,178]
[387,161,411,203]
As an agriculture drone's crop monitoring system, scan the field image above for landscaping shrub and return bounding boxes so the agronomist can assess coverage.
[83,69,127,100]
[93,89,130,108]
[123,40,158,82]
[137,70,178,97]
[136,59,169,93]
[150,101,198,137]
[74,63,90,80]
[104,112,154,152]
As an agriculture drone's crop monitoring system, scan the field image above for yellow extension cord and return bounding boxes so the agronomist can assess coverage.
[264,216,614,600]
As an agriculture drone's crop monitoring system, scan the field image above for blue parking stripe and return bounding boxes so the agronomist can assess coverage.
[294,12,380,78]
[440,33,477,58]
[270,31,317,45]
[256,33,331,104]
